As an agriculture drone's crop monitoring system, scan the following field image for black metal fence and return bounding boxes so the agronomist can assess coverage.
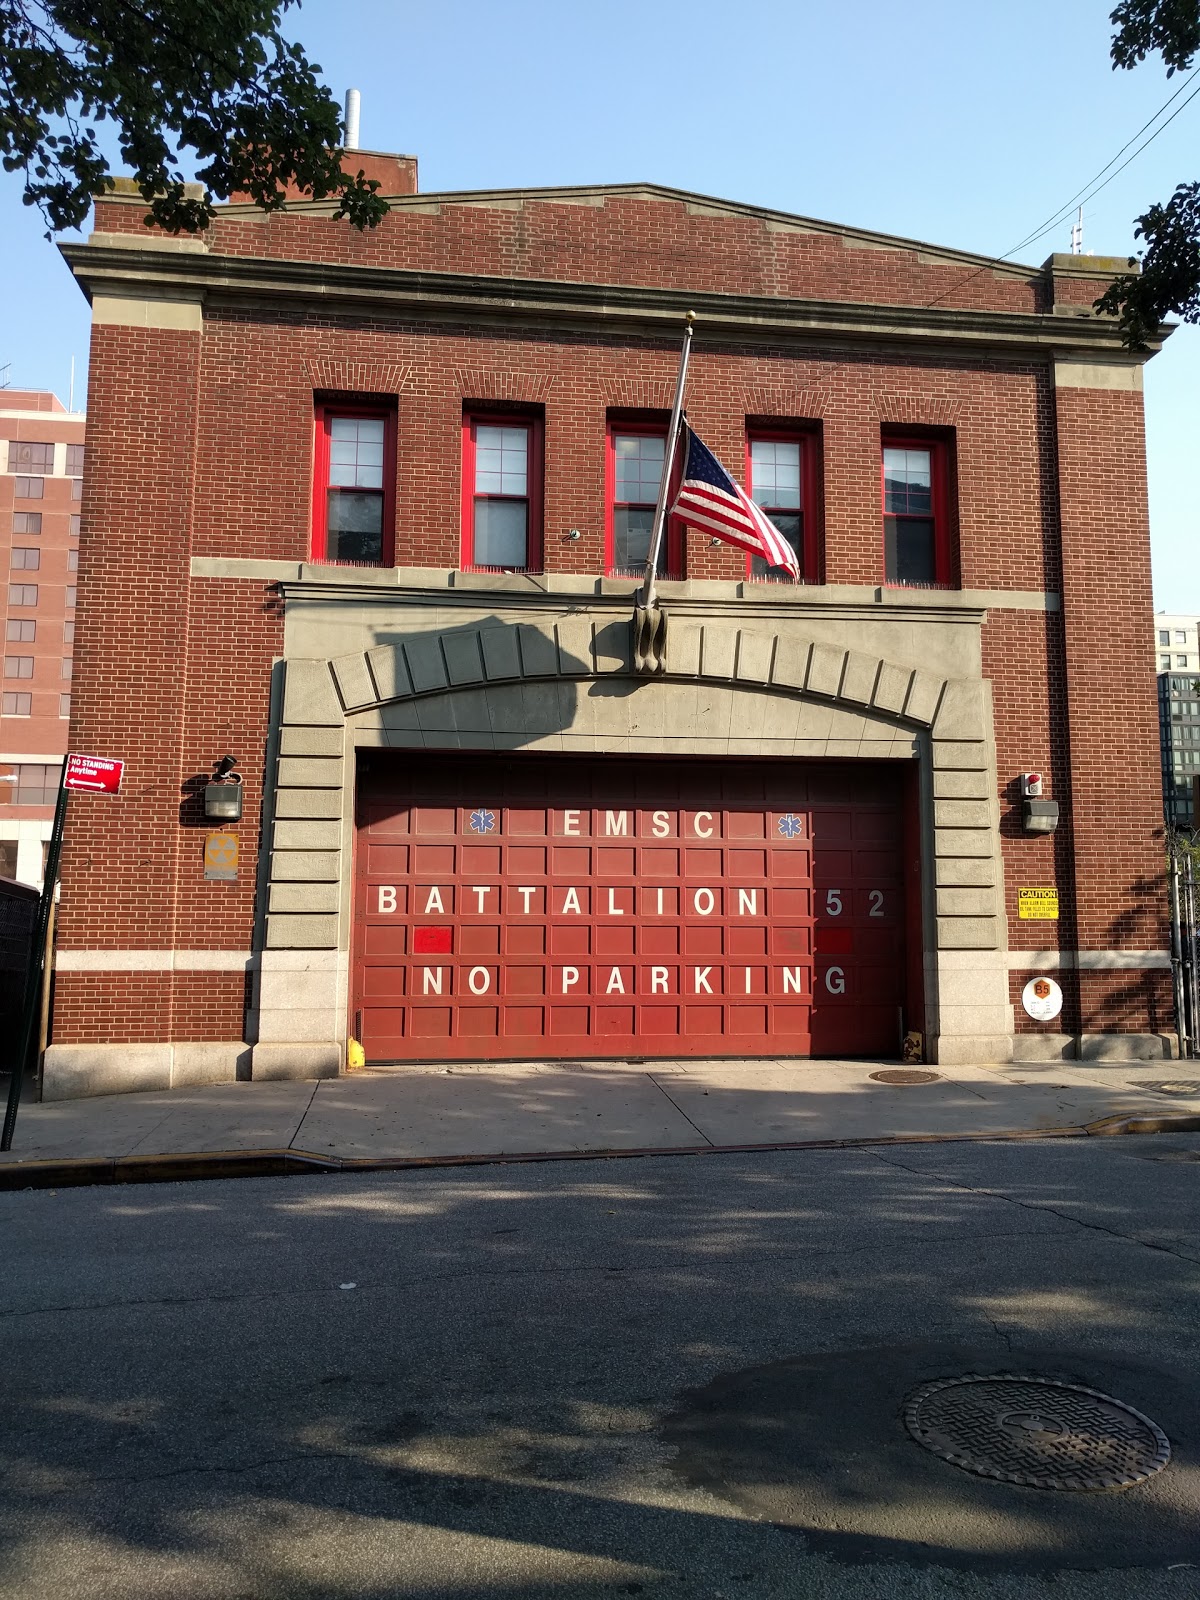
[0,876,39,1070]
[1168,835,1200,1059]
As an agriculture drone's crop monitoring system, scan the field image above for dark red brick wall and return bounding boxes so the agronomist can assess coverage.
[93,191,1048,316]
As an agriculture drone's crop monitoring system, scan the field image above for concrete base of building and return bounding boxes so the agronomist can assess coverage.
[929,1033,1014,1066]
[250,1043,341,1082]
[1011,1032,1177,1062]
[42,1042,250,1101]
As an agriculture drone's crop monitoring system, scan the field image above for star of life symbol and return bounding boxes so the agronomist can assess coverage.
[777,813,804,839]
[469,807,497,835]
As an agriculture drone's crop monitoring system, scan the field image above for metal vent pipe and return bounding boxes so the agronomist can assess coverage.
[344,88,361,151]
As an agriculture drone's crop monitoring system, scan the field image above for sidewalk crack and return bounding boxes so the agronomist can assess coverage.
[646,1072,715,1146]
[287,1078,323,1152]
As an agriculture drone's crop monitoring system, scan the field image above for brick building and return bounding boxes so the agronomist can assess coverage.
[0,390,81,887]
[45,155,1173,1097]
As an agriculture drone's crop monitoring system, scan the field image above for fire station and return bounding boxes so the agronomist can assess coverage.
[43,149,1172,1097]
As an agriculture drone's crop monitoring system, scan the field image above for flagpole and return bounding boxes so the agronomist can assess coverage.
[639,310,695,612]
[632,310,694,674]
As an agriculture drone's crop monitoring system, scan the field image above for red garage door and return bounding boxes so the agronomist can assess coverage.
[353,755,913,1062]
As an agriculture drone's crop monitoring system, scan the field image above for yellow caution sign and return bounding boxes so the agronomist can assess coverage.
[1018,887,1059,921]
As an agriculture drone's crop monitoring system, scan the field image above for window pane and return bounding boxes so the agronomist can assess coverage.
[12,513,41,536]
[63,621,74,644]
[750,440,801,509]
[9,585,36,606]
[59,694,70,718]
[4,657,33,678]
[1161,630,1171,644]
[328,416,385,489]
[65,587,75,609]
[1177,631,1187,644]
[326,489,383,563]
[473,498,528,568]
[71,477,82,501]
[883,447,932,515]
[614,433,664,503]
[7,441,53,472]
[475,424,528,496]
[14,478,43,500]
[11,549,39,571]
[69,516,80,539]
[5,621,33,642]
[613,506,671,575]
[751,512,803,579]
[65,444,84,475]
[2,693,31,716]
[885,516,936,584]
[1178,655,1189,667]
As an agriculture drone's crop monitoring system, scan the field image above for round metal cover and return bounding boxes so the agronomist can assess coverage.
[904,1374,1171,1491]
[869,1068,941,1086]
[1145,1080,1200,1095]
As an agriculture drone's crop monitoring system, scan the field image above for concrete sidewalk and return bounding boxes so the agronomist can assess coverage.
[3,1057,1200,1172]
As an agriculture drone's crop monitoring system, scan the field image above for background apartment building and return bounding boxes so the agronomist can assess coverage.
[0,389,81,885]
[1156,611,1200,829]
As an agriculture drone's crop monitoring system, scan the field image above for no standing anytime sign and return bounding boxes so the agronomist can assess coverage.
[64,753,125,794]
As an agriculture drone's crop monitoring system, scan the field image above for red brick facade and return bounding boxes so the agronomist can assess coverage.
[47,169,1171,1093]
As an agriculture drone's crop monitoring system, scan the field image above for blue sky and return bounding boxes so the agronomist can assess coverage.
[0,0,1196,607]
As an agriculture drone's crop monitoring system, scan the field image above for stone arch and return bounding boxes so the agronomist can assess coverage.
[319,617,950,730]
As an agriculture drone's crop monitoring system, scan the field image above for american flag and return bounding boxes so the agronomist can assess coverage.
[670,426,800,578]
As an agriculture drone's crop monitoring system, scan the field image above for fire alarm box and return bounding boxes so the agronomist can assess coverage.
[1021,772,1044,798]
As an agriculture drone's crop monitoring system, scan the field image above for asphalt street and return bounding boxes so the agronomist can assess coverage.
[2,1136,1200,1598]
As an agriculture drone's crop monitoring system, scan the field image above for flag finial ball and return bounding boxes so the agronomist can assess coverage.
[684,309,696,326]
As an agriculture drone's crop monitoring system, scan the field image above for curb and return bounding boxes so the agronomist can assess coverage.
[1,1113,1198,1191]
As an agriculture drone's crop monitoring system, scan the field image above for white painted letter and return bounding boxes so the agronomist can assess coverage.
[562,809,581,835]
[738,888,757,916]
[562,886,582,914]
[471,885,492,913]
[517,886,536,913]
[422,967,444,996]
[826,966,846,996]
[693,887,715,916]
[468,966,490,995]
[651,966,669,993]
[745,966,753,993]
[423,886,445,915]
[605,810,629,836]
[562,966,580,992]
[607,887,625,916]
[694,966,713,994]
[606,966,626,995]
[378,885,396,914]
[651,810,670,838]
[783,967,804,994]
[694,811,714,838]
[656,887,664,915]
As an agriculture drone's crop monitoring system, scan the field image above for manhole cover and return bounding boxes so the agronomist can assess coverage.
[904,1374,1170,1491]
[1144,1080,1200,1096]
[869,1068,941,1086]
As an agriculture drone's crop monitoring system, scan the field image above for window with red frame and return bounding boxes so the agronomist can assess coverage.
[745,431,818,582]
[607,423,683,579]
[461,414,542,571]
[312,403,395,565]
[882,436,954,586]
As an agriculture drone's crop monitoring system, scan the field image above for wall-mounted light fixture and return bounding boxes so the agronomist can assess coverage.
[565,528,582,541]
[205,755,243,822]
[1020,772,1059,833]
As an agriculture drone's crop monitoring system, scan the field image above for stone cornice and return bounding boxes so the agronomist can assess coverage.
[61,242,1163,362]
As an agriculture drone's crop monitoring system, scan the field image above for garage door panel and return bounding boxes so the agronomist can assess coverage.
[354,757,910,1062]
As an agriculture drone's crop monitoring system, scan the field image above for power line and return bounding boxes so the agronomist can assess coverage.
[926,67,1200,310]
[1002,66,1199,263]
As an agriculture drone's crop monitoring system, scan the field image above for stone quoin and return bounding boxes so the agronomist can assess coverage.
[43,158,1173,1097]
